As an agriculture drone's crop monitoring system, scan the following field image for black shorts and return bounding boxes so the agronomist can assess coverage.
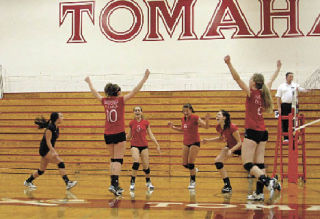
[233,149,241,156]
[39,143,53,157]
[245,129,268,144]
[104,132,126,144]
[131,146,148,153]
[186,142,200,147]
[39,145,49,157]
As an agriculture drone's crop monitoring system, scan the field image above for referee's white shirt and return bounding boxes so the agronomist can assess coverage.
[275,82,306,104]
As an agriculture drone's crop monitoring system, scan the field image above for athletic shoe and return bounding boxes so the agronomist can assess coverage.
[118,187,124,193]
[221,185,232,193]
[247,192,264,201]
[267,177,280,198]
[274,175,281,191]
[109,185,124,196]
[66,181,78,190]
[24,181,37,189]
[130,183,135,191]
[146,182,154,190]
[188,180,196,189]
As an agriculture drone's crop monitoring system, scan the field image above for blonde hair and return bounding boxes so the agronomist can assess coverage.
[252,73,273,113]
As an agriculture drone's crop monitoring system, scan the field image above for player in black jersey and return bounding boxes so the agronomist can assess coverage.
[24,112,77,190]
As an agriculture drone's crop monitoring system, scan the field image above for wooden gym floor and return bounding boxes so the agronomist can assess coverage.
[0,173,320,219]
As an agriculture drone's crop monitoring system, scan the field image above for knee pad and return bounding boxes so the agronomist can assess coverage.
[215,162,224,170]
[37,169,44,175]
[255,163,265,169]
[243,162,254,172]
[183,164,189,169]
[58,162,65,169]
[188,163,195,170]
[111,158,123,165]
[132,162,140,170]
[143,168,150,174]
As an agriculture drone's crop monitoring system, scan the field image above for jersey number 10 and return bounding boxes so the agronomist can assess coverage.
[106,109,118,122]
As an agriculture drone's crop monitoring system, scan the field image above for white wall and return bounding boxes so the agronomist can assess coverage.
[0,0,319,92]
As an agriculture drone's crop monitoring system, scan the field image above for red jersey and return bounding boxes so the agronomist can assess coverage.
[101,96,125,135]
[182,114,200,145]
[129,119,149,147]
[245,89,266,131]
[216,123,239,148]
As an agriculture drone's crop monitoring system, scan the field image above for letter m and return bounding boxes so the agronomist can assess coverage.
[144,0,197,41]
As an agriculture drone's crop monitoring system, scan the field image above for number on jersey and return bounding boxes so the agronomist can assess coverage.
[106,109,117,122]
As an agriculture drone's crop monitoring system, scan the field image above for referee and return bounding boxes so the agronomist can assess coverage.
[275,72,309,141]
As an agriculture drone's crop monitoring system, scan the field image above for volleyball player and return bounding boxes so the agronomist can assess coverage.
[203,110,241,193]
[168,104,210,189]
[85,69,150,196]
[24,112,77,190]
[224,55,281,200]
[127,106,161,191]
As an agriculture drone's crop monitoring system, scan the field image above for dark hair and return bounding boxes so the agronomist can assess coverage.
[255,82,263,89]
[34,112,59,129]
[220,110,231,130]
[182,103,195,113]
[104,83,121,97]
[286,72,293,78]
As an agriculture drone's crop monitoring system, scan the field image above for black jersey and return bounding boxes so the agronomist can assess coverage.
[39,123,59,157]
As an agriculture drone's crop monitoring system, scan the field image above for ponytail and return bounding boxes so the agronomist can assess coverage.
[34,116,50,129]
[261,84,273,113]
[34,112,59,129]
[252,73,273,113]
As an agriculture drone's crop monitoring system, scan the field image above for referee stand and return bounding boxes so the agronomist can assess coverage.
[272,108,307,183]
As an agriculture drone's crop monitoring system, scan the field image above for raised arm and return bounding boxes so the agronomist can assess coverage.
[124,69,150,102]
[168,121,183,132]
[224,55,250,96]
[198,113,210,129]
[84,76,103,102]
[147,126,161,154]
[266,60,281,90]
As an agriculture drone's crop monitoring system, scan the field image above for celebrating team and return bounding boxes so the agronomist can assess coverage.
[25,56,296,201]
